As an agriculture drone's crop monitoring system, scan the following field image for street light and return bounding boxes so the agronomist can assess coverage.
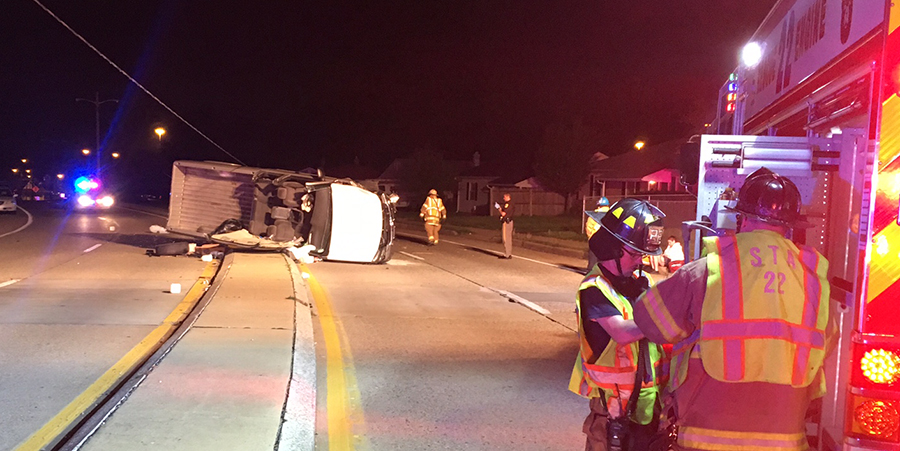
[111,152,120,159]
[634,141,646,151]
[21,158,27,164]
[82,148,91,156]
[76,92,118,174]
[11,169,18,174]
[25,169,31,174]
[155,127,166,141]
[57,174,65,179]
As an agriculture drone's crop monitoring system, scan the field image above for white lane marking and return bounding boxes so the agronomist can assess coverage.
[0,279,21,289]
[441,239,469,247]
[441,238,584,274]
[118,206,168,220]
[496,289,552,316]
[399,251,425,261]
[0,206,34,239]
[84,244,103,253]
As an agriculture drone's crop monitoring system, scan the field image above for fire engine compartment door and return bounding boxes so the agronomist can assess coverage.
[693,135,833,258]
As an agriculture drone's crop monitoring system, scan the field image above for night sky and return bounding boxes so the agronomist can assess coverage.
[1,0,777,194]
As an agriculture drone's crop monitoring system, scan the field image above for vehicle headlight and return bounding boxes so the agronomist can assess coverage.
[389,193,400,204]
[96,196,114,208]
[77,195,95,207]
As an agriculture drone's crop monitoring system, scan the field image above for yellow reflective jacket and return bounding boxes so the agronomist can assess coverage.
[569,266,664,424]
[420,196,445,225]
[696,230,829,390]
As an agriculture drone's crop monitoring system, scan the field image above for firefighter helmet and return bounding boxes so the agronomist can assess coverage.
[729,167,810,228]
[587,198,665,256]
[596,196,610,211]
[428,189,438,195]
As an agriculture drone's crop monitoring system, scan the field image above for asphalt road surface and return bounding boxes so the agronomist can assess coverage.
[308,234,588,450]
[1,201,593,450]
[0,201,207,450]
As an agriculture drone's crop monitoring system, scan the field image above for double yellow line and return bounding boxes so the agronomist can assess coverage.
[302,265,367,451]
[15,261,219,451]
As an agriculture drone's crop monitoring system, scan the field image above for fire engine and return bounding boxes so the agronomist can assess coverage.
[686,0,900,449]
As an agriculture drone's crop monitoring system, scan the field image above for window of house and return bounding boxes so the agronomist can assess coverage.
[467,182,478,200]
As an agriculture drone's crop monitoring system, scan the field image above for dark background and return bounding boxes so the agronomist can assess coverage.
[0,0,776,196]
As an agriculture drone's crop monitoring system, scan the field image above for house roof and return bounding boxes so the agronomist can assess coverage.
[377,158,413,180]
[457,161,502,179]
[326,163,381,180]
[589,139,684,181]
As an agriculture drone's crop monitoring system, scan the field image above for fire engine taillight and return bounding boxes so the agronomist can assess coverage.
[861,349,900,384]
[852,397,900,440]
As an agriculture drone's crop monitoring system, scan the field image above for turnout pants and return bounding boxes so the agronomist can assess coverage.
[425,222,441,244]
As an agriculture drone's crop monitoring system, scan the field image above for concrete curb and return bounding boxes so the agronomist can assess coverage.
[276,255,316,451]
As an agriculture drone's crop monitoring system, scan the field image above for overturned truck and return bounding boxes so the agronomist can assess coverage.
[166,160,395,263]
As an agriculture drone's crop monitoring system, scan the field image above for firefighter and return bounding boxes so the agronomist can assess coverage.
[585,196,611,239]
[585,197,611,270]
[632,168,836,451]
[569,198,668,451]
[419,189,446,245]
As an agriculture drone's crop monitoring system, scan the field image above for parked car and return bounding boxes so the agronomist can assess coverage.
[166,161,396,263]
[0,187,16,213]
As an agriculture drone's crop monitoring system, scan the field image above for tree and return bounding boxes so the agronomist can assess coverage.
[398,147,457,201]
[533,119,601,213]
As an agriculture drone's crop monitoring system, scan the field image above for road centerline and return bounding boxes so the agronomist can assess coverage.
[303,265,367,451]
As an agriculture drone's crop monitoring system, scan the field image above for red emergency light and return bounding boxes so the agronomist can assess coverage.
[847,334,900,444]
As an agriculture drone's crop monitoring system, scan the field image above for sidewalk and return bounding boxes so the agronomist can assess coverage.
[81,253,314,451]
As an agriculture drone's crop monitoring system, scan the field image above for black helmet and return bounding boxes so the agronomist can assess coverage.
[587,198,665,256]
[729,167,809,228]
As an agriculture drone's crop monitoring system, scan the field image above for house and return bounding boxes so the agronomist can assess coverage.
[455,152,569,216]
[361,154,471,208]
[484,175,568,216]
[455,152,499,213]
[586,139,688,197]
[359,158,415,207]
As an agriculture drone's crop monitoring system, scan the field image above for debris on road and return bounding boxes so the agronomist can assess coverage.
[285,244,320,264]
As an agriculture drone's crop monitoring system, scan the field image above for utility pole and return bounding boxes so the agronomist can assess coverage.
[76,92,118,175]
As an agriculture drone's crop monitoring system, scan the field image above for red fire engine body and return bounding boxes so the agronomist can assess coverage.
[690,0,900,449]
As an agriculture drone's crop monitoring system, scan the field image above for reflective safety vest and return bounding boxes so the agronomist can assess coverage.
[420,196,445,225]
[584,206,609,238]
[569,266,664,424]
[692,230,829,389]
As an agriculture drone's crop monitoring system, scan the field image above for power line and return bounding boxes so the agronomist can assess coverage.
[31,0,246,166]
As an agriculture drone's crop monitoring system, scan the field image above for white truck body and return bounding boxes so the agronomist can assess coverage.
[166,161,394,263]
